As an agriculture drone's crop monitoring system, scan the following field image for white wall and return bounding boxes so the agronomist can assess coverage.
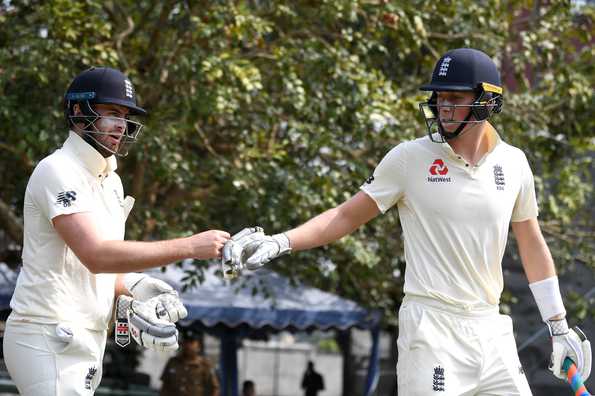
[137,336,342,396]
[238,340,342,396]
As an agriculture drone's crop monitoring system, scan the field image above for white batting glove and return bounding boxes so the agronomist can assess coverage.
[243,233,291,269]
[221,227,266,277]
[117,295,179,352]
[548,318,591,381]
[123,273,187,322]
[221,228,291,277]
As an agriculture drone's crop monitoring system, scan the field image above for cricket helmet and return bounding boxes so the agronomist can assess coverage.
[64,67,147,156]
[419,48,503,142]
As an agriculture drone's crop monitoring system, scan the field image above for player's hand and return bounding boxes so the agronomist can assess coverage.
[123,273,187,322]
[243,232,291,269]
[548,319,591,381]
[221,227,266,278]
[189,229,231,260]
[221,227,291,277]
[121,296,180,351]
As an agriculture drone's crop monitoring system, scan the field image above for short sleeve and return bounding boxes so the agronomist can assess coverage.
[29,157,94,222]
[511,151,539,222]
[360,142,408,213]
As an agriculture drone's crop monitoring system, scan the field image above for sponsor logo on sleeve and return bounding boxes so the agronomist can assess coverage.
[56,191,77,207]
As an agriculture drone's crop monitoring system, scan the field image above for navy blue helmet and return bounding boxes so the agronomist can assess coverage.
[64,67,147,157]
[419,48,503,142]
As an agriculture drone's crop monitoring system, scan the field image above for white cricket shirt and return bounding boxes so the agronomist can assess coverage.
[10,131,134,330]
[361,131,538,308]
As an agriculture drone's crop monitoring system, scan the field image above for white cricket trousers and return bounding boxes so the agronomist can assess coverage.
[396,295,532,396]
[3,319,107,395]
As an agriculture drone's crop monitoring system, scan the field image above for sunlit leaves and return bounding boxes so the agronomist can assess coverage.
[0,0,592,327]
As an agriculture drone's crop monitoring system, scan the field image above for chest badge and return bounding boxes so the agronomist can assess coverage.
[493,165,505,190]
[428,159,452,183]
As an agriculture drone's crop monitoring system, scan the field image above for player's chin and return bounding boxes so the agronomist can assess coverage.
[103,136,122,149]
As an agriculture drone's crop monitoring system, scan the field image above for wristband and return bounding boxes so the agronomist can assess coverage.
[529,276,566,322]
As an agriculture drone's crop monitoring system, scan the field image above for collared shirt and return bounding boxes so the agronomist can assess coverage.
[361,131,538,308]
[10,131,134,330]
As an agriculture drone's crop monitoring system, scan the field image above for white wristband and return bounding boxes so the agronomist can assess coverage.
[529,276,566,322]
[123,273,147,294]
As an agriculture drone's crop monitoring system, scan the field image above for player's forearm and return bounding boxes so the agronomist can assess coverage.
[286,207,351,251]
[82,238,193,274]
[287,205,370,251]
[512,219,566,321]
[286,192,379,251]
[519,239,556,283]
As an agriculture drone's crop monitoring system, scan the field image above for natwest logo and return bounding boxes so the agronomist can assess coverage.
[429,159,448,175]
[428,159,452,183]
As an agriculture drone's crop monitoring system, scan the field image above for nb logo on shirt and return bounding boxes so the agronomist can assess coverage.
[56,191,77,207]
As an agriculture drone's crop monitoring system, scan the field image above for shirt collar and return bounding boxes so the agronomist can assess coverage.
[63,131,118,179]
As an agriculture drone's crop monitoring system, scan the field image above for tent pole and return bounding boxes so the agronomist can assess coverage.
[220,328,239,396]
[363,325,381,396]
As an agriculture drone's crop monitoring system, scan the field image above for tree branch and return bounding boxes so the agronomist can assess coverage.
[0,141,34,172]
[0,198,23,245]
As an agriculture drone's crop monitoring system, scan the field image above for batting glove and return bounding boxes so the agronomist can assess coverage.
[242,232,291,269]
[548,318,591,381]
[122,273,187,322]
[221,227,266,277]
[117,295,179,352]
[221,227,291,277]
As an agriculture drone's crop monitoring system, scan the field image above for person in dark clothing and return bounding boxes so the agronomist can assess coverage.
[160,330,219,396]
[301,361,325,396]
[242,380,256,396]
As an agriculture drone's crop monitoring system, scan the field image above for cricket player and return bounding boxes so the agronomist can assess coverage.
[223,48,591,395]
[3,67,230,395]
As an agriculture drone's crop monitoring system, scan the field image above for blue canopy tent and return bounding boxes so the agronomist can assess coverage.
[144,262,382,396]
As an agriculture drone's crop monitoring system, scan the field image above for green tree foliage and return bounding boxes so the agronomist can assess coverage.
[0,1,592,326]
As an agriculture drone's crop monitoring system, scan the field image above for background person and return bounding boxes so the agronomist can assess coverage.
[301,361,325,396]
[242,379,256,396]
[160,329,220,396]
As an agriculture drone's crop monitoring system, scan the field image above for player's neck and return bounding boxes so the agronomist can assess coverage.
[447,121,494,166]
